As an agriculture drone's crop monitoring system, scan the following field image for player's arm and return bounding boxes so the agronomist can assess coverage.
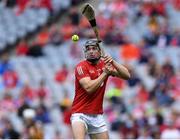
[76,65,109,94]
[104,55,130,80]
[79,72,108,94]
[112,61,130,80]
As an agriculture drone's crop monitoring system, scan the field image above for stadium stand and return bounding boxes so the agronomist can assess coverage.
[0,0,179,139]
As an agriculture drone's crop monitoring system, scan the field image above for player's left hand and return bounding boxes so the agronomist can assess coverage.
[104,62,116,76]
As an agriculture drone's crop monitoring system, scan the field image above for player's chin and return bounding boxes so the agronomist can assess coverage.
[88,55,96,59]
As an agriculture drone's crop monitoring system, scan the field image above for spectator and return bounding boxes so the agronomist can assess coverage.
[170,29,180,46]
[70,43,82,59]
[120,41,140,61]
[137,83,149,104]
[161,59,175,79]
[137,128,152,139]
[144,24,160,46]
[35,103,51,124]
[0,53,13,75]
[62,106,71,125]
[59,90,71,112]
[27,42,44,57]
[36,79,49,100]
[27,121,44,139]
[147,54,160,78]
[127,69,141,87]
[161,120,180,139]
[16,39,29,56]
[49,24,63,46]
[20,82,35,101]
[0,93,16,114]
[138,40,152,64]
[2,68,19,89]
[36,27,50,46]
[156,24,172,48]
[16,0,30,15]
[2,119,20,139]
[17,97,31,118]
[172,0,180,10]
[38,0,53,12]
[55,64,69,83]
[5,0,17,8]
[108,76,125,89]
[154,83,174,106]
[69,7,80,26]
[60,18,75,41]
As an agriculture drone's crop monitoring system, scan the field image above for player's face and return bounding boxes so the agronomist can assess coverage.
[85,45,101,60]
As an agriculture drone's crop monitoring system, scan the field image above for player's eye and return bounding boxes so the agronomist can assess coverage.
[92,46,96,50]
[86,47,90,51]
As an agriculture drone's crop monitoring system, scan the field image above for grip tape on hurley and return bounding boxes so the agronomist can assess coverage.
[89,19,96,27]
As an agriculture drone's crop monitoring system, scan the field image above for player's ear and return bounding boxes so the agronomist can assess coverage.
[84,52,87,59]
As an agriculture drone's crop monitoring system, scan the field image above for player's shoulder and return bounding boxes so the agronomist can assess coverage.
[75,60,88,68]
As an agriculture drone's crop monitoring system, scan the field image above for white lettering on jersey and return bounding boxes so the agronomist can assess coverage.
[77,66,84,75]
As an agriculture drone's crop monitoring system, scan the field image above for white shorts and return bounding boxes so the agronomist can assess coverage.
[71,113,108,134]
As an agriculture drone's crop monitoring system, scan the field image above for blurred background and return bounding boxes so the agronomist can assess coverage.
[0,0,180,139]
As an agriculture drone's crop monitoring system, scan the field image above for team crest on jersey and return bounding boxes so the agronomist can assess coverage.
[89,70,95,74]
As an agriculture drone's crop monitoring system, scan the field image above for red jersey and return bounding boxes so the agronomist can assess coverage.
[71,59,108,114]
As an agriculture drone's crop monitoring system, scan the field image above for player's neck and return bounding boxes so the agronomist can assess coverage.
[87,60,99,65]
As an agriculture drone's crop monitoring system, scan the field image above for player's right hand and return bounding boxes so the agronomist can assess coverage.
[103,55,113,64]
[103,63,116,76]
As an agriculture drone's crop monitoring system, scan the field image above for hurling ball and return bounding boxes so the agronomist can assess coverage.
[72,34,79,42]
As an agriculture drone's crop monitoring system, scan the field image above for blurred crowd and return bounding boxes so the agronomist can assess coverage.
[0,0,180,139]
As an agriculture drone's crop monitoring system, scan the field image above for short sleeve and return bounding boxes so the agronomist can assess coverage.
[75,65,90,80]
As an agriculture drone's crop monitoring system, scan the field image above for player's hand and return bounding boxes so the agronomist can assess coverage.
[103,63,116,76]
[103,55,113,64]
